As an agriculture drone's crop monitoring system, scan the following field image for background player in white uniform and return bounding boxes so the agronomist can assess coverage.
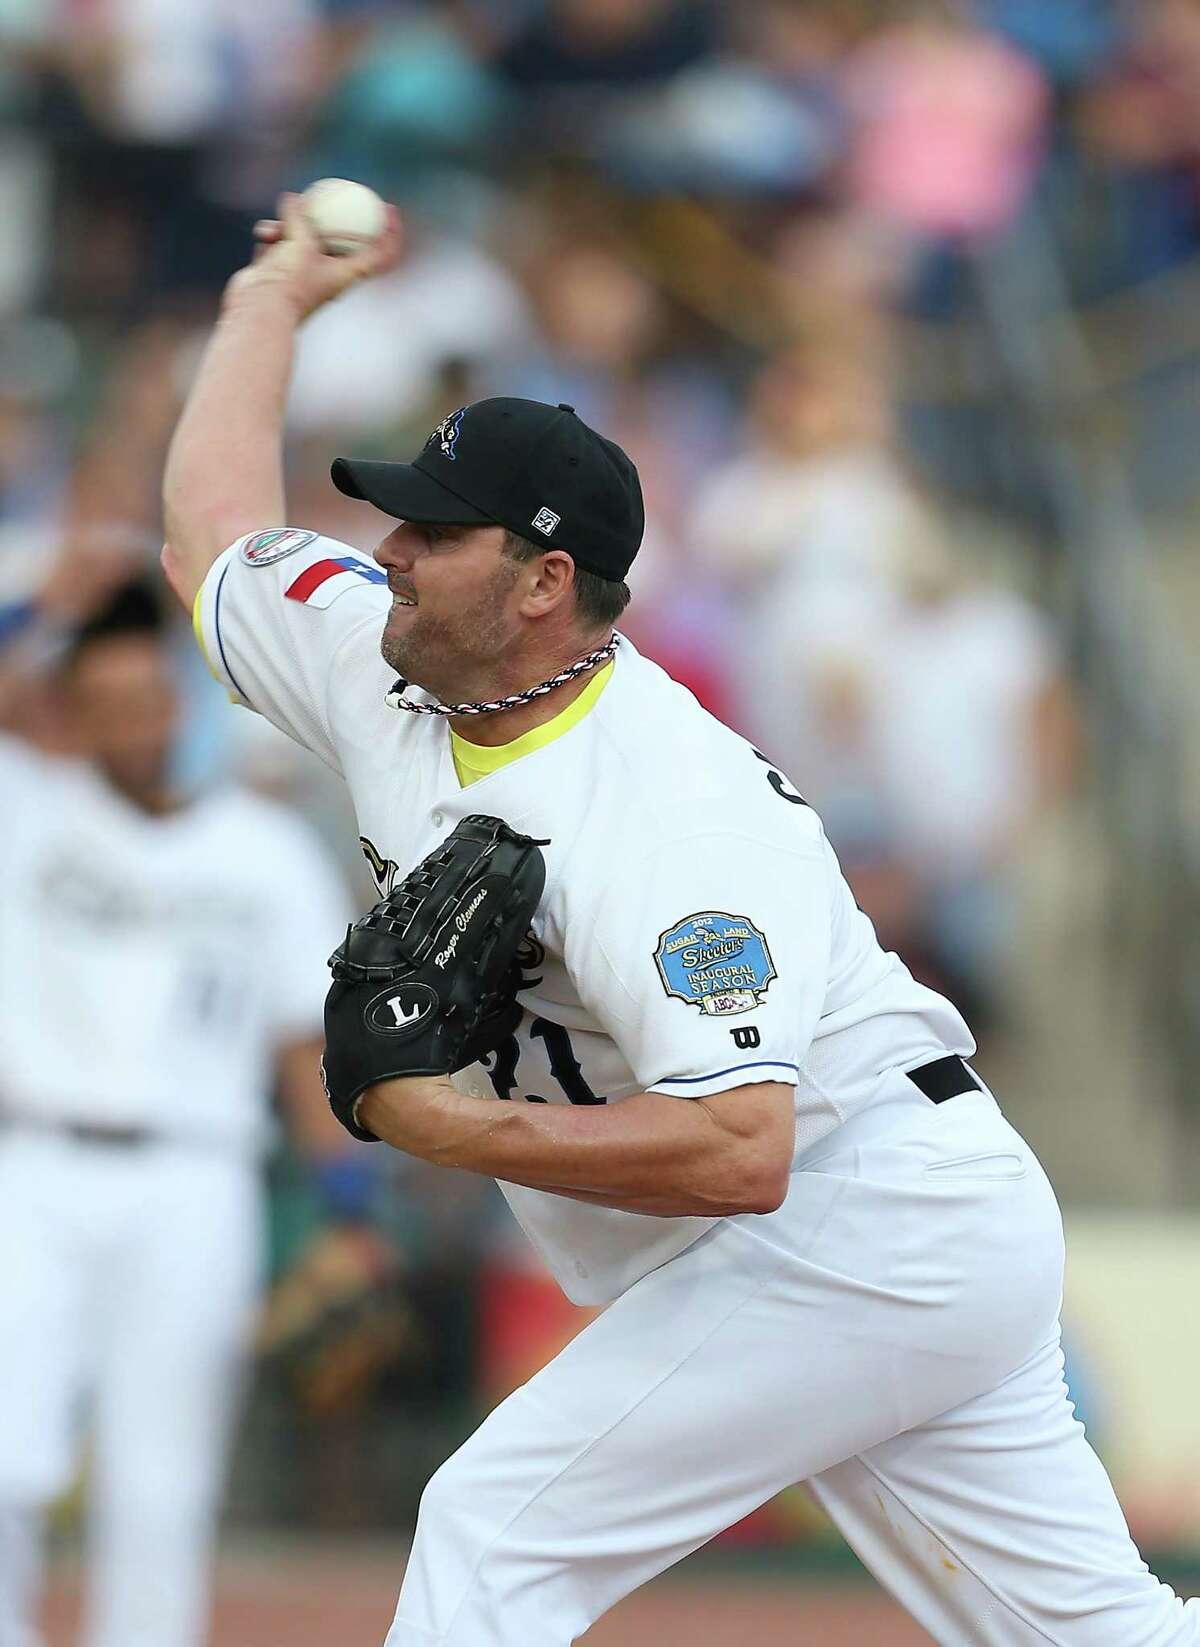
[0,581,354,1647]
[159,196,1200,1645]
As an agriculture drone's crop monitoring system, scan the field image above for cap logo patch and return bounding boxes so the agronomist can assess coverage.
[428,407,466,462]
[532,507,561,536]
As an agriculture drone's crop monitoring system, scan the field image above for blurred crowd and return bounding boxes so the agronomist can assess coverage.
[2,0,1197,1432]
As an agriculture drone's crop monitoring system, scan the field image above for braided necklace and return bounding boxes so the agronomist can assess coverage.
[385,633,620,718]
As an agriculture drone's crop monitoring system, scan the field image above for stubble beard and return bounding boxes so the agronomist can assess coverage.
[380,563,520,703]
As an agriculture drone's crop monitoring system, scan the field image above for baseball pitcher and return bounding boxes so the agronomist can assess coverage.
[157,193,1200,1646]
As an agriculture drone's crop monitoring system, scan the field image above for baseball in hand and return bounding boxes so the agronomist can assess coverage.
[302,178,388,257]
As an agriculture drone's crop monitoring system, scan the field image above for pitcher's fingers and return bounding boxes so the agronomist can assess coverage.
[368,203,404,275]
[281,191,319,250]
[252,219,284,244]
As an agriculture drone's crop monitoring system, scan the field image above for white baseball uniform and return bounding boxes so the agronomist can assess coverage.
[192,527,1200,1646]
[0,733,349,1647]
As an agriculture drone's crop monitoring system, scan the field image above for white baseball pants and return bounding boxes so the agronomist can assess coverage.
[385,1082,1199,1646]
[0,1130,261,1647]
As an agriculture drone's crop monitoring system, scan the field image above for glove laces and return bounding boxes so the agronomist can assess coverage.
[386,634,619,718]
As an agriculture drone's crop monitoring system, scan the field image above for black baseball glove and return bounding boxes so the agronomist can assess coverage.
[323,815,547,1141]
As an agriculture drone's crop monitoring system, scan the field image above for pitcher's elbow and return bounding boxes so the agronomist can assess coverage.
[740,1152,790,1215]
[160,541,193,611]
[743,1181,787,1216]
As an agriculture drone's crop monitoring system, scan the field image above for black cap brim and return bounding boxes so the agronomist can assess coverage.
[330,457,497,526]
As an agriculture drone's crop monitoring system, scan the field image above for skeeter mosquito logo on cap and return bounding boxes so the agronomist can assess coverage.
[427,407,466,461]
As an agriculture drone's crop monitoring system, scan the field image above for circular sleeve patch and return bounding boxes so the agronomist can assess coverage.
[239,528,318,567]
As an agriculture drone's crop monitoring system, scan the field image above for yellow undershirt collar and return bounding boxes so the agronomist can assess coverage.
[450,660,614,787]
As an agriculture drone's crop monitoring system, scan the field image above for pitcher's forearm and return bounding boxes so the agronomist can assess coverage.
[355,1078,794,1217]
[161,288,300,608]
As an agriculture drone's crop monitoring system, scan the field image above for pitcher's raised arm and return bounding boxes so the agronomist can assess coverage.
[161,192,401,611]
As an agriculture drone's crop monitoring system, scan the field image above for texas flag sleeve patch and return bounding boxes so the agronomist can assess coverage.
[285,556,388,608]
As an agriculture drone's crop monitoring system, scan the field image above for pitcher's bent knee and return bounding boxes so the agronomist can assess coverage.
[406,1449,503,1605]
[398,1442,588,1647]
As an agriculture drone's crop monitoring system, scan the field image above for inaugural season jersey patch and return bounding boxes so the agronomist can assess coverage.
[239,528,318,567]
[654,911,776,1017]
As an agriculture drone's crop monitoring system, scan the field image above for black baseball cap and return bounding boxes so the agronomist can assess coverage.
[331,397,644,581]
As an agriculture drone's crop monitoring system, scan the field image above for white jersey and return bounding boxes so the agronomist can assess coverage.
[195,530,974,1301]
[0,735,349,1154]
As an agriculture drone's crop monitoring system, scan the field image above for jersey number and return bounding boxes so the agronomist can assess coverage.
[360,835,401,897]
[482,1018,605,1106]
[753,748,808,807]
